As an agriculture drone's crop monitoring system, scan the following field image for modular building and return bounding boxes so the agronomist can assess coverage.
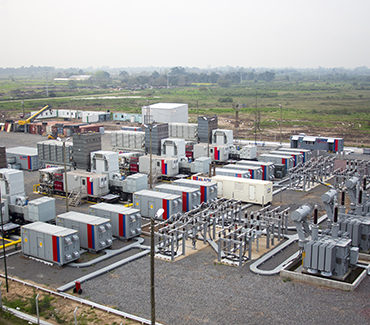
[25,197,56,223]
[269,150,303,167]
[56,212,113,252]
[37,140,73,167]
[161,138,186,158]
[142,103,188,124]
[57,109,82,119]
[81,111,110,123]
[21,222,80,266]
[258,154,295,171]
[139,155,179,177]
[215,168,250,179]
[67,171,109,198]
[168,123,198,141]
[173,179,217,203]
[88,203,141,240]
[111,131,145,151]
[112,113,142,123]
[133,190,182,220]
[290,134,344,153]
[222,164,263,180]
[212,175,273,205]
[30,109,58,119]
[237,160,275,181]
[6,146,38,171]
[155,184,201,212]
[277,148,312,163]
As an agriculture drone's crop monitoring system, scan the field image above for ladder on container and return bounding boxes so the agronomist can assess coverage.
[68,188,82,207]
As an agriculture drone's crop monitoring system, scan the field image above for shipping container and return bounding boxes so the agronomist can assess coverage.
[21,221,80,266]
[6,146,38,171]
[269,150,303,167]
[236,160,275,180]
[88,202,141,239]
[229,145,258,160]
[193,143,229,162]
[155,184,201,212]
[197,116,218,143]
[142,103,188,124]
[56,212,113,252]
[212,175,273,205]
[277,148,312,163]
[139,155,179,177]
[133,190,182,220]
[37,140,73,167]
[57,109,81,119]
[67,171,109,198]
[81,111,110,123]
[258,154,294,171]
[168,123,198,141]
[91,151,119,180]
[215,167,250,179]
[25,197,56,223]
[173,179,217,203]
[111,130,145,151]
[30,109,58,119]
[212,129,233,146]
[222,164,263,180]
[161,138,186,158]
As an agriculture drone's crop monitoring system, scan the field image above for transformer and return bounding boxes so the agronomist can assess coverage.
[173,179,217,203]
[21,222,80,266]
[133,190,182,220]
[89,203,141,240]
[212,129,233,146]
[56,212,113,252]
[91,150,119,180]
[229,145,257,160]
[161,138,186,158]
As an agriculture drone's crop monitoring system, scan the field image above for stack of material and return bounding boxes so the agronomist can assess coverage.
[197,116,218,143]
[73,133,101,170]
[111,131,145,151]
[168,123,198,141]
[37,140,73,167]
[144,123,169,155]
[0,147,6,168]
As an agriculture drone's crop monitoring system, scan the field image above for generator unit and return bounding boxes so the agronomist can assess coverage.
[133,190,182,220]
[229,145,257,160]
[21,222,80,266]
[155,184,201,212]
[173,179,217,203]
[215,168,250,179]
[90,150,119,180]
[212,129,233,146]
[222,164,263,180]
[212,175,273,205]
[270,150,303,167]
[56,212,113,252]
[6,146,39,171]
[161,138,186,158]
[193,143,230,162]
[0,168,26,205]
[110,173,148,200]
[37,140,74,167]
[89,203,141,240]
[237,160,275,181]
[139,155,179,177]
[24,197,56,223]
[258,154,295,171]
[277,148,312,163]
[179,157,212,175]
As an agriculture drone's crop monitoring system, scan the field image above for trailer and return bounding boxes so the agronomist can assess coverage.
[215,167,250,179]
[221,164,263,180]
[173,179,217,203]
[88,203,141,239]
[258,154,295,171]
[133,190,182,220]
[212,175,273,205]
[154,184,201,212]
[56,212,113,252]
[236,160,275,181]
[269,150,303,167]
[21,222,80,266]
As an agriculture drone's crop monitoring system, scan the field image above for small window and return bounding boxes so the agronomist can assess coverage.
[157,162,160,167]
[82,179,86,185]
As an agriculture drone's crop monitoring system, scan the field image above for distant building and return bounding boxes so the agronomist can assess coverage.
[142,103,188,124]
[53,75,92,82]
[290,134,344,152]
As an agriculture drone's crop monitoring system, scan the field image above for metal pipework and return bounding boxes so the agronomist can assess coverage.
[312,206,319,241]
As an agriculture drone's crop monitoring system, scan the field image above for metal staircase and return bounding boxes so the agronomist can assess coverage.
[68,188,82,207]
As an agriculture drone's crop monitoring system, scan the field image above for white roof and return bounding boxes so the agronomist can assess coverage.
[291,135,300,140]
[146,103,187,110]
[134,189,181,199]
[57,211,110,225]
[155,184,199,193]
[212,175,272,186]
[22,221,77,236]
[303,136,317,142]
[90,202,139,214]
[6,146,37,156]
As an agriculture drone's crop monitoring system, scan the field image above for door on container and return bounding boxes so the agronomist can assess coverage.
[37,236,45,258]
[148,201,155,218]
[217,182,223,197]
[249,185,255,201]
[80,177,88,195]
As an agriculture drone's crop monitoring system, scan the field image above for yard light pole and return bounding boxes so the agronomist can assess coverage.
[144,108,156,190]
[279,104,283,145]
[151,208,164,325]
[0,191,8,293]
[57,137,70,212]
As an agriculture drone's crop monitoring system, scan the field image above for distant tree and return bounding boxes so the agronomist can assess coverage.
[94,70,110,80]
[68,80,77,89]
[218,79,231,88]
[119,70,129,80]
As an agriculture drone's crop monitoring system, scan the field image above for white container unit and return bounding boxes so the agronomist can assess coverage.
[25,197,56,222]
[56,212,113,252]
[142,103,188,124]
[155,184,201,212]
[21,222,80,266]
[91,150,119,180]
[212,175,273,205]
[222,164,263,180]
[67,171,109,198]
[212,129,233,146]
[215,168,250,179]
[111,131,145,151]
[269,150,303,167]
[237,160,275,181]
[193,143,229,162]
[161,138,186,158]
[168,123,198,141]
[173,179,217,203]
[57,109,81,119]
[193,143,209,159]
[0,168,25,199]
[89,203,141,239]
[277,148,312,163]
[139,155,179,177]
[133,190,182,220]
[191,157,211,174]
[258,154,295,171]
[6,147,38,171]
[230,145,258,160]
[30,109,58,119]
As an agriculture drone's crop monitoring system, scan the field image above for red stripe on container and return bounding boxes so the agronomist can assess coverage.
[52,236,58,262]
[87,224,93,248]
[119,213,124,237]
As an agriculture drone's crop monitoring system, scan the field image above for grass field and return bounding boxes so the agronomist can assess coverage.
[0,79,369,146]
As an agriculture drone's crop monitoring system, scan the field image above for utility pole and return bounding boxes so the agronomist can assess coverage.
[0,189,9,293]
[279,104,282,145]
[63,141,69,212]
[254,90,258,145]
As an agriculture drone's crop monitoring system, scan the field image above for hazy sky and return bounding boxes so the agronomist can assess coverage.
[1,0,369,68]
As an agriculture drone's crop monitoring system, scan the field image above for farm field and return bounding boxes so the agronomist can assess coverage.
[0,79,369,146]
